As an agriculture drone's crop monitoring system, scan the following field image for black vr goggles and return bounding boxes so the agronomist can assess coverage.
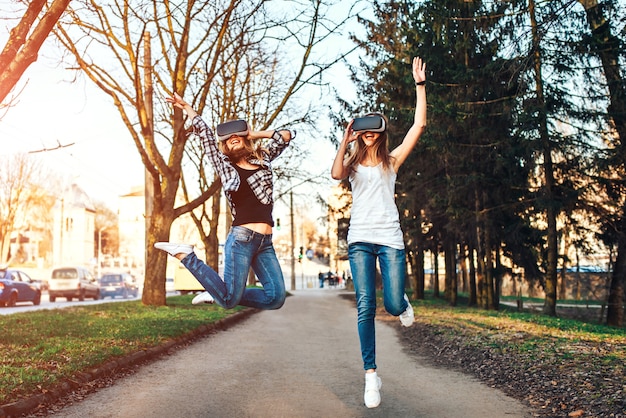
[216,119,249,141]
[352,115,386,133]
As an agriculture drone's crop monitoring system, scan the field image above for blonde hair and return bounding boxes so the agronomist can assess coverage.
[218,136,266,162]
[344,113,394,172]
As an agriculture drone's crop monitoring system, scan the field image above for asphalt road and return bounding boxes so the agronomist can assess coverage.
[43,290,531,418]
[0,293,143,315]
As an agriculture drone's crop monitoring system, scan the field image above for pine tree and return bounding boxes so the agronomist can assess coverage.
[344,0,531,308]
[577,0,626,326]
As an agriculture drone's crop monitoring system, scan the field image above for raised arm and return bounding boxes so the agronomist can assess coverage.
[166,93,232,181]
[390,57,427,172]
[249,129,295,161]
[167,92,198,119]
[331,119,357,180]
[248,129,293,143]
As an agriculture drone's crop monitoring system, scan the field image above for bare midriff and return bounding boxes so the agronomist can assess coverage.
[240,222,273,235]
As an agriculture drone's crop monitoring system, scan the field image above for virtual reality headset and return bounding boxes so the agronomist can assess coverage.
[352,115,386,133]
[216,119,249,141]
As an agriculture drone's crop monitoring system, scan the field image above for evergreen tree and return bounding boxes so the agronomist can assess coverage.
[576,0,626,326]
[337,0,620,318]
[343,0,531,309]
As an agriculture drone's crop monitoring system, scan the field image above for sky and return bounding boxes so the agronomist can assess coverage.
[0,1,367,213]
[1,60,144,204]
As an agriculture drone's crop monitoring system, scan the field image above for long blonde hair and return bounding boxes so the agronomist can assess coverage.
[344,112,394,172]
[219,136,266,163]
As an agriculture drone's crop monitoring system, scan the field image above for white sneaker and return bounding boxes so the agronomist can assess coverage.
[364,372,382,408]
[399,294,414,327]
[154,242,193,257]
[192,291,215,305]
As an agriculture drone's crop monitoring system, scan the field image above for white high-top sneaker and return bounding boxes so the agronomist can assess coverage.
[400,294,415,327]
[364,371,382,408]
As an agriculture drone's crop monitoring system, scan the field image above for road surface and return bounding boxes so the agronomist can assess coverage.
[0,293,145,315]
[40,290,531,418]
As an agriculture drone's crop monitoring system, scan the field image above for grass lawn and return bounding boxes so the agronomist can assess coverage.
[0,294,243,405]
[399,293,625,415]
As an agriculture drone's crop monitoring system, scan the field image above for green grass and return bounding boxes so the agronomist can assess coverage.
[500,294,605,306]
[403,292,625,373]
[0,295,243,404]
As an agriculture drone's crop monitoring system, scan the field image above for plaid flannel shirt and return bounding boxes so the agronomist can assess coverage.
[191,115,291,217]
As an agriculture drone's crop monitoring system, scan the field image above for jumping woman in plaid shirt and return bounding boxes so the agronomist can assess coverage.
[155,93,295,310]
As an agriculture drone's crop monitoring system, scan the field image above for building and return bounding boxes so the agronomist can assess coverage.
[51,184,96,267]
[116,185,146,276]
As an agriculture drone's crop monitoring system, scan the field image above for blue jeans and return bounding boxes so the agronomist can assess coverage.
[181,226,286,310]
[349,242,408,371]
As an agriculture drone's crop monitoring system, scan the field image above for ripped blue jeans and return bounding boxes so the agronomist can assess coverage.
[349,242,408,371]
[181,226,286,310]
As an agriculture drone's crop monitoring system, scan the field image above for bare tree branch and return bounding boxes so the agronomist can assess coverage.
[0,0,72,104]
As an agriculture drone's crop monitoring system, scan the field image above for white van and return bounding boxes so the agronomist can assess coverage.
[48,266,101,302]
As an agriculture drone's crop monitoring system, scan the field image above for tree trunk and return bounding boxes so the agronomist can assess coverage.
[607,235,625,326]
[142,203,175,306]
[494,246,503,310]
[459,243,468,294]
[444,237,457,307]
[529,0,558,316]
[483,222,495,310]
[474,189,486,308]
[468,242,477,307]
[410,204,425,300]
[414,245,425,300]
[206,193,221,270]
[433,248,440,298]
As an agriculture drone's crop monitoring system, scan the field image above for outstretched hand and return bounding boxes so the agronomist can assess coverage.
[166,92,187,109]
[166,92,198,118]
[413,57,426,85]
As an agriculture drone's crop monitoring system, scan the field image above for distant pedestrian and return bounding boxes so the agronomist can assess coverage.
[155,92,295,310]
[331,56,427,408]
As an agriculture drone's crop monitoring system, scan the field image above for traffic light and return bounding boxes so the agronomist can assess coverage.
[298,246,303,262]
[276,218,281,230]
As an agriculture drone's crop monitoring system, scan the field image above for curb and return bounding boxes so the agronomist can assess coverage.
[0,308,259,418]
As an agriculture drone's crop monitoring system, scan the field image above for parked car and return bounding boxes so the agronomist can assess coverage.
[99,273,138,299]
[0,268,42,306]
[48,266,101,302]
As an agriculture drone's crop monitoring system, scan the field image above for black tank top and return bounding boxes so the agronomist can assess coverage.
[231,165,274,226]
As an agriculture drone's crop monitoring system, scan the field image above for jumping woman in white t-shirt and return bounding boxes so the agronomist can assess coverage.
[331,56,427,409]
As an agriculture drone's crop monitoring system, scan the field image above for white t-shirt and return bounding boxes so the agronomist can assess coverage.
[347,163,404,250]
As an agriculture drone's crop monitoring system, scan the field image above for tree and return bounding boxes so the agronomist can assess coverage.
[53,0,352,305]
[343,0,529,310]
[577,0,626,326]
[0,153,49,263]
[92,199,119,262]
[526,0,560,316]
[0,0,72,107]
[512,0,624,320]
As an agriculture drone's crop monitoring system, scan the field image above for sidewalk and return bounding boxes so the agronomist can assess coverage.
[43,290,531,418]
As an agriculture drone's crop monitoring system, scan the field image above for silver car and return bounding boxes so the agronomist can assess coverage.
[48,266,101,302]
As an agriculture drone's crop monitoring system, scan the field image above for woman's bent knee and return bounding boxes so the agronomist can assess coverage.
[269,294,286,310]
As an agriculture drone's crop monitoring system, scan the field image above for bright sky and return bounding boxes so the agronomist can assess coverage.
[1,60,144,204]
[0,1,367,211]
